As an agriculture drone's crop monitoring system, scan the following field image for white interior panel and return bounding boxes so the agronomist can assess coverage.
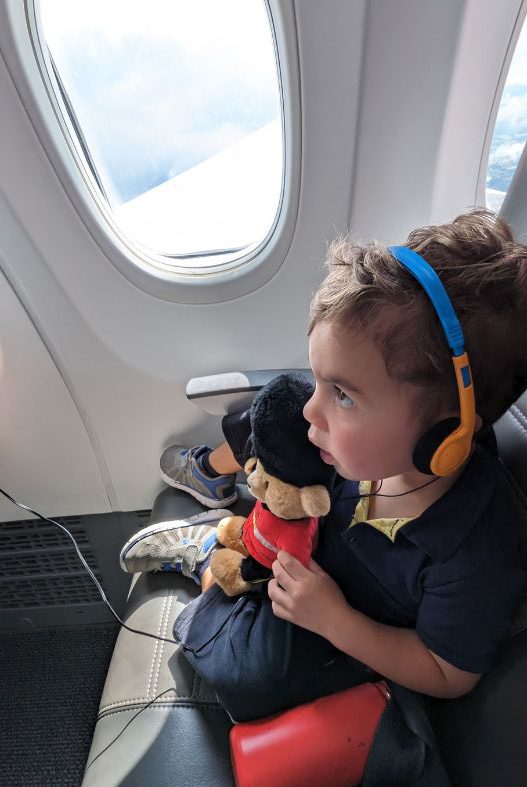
[0,262,109,520]
[350,0,466,241]
[349,0,524,240]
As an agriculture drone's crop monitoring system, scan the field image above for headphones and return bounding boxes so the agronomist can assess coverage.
[388,246,476,477]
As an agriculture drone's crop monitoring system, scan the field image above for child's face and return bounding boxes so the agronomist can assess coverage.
[304,319,431,482]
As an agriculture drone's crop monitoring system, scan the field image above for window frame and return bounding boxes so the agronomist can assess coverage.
[17,0,300,304]
[479,1,527,213]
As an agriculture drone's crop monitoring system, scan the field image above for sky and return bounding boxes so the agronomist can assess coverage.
[487,19,527,193]
[39,0,281,206]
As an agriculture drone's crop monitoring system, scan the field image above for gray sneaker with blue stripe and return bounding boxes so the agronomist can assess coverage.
[159,444,238,508]
[119,509,232,582]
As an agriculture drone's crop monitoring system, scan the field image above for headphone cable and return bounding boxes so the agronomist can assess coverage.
[0,486,179,646]
[0,474,441,646]
[353,475,440,498]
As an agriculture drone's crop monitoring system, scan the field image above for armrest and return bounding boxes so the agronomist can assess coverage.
[186,369,313,415]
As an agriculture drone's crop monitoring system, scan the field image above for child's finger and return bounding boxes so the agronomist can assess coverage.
[308,558,327,576]
[272,559,294,590]
[268,576,291,605]
[276,550,307,579]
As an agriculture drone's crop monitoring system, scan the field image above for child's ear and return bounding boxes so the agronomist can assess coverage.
[474,413,483,433]
[299,485,331,517]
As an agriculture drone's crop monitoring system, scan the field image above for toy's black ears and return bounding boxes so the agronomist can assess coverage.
[244,457,257,474]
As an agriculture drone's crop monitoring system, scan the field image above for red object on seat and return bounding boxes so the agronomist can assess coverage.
[229,681,390,787]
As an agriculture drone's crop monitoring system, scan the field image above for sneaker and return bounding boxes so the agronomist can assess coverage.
[159,444,238,508]
[119,509,233,579]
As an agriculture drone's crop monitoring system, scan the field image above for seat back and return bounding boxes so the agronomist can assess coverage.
[429,390,527,787]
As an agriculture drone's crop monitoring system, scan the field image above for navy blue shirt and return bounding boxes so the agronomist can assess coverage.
[315,433,527,673]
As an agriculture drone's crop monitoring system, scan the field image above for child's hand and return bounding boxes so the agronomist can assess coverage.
[269,551,350,640]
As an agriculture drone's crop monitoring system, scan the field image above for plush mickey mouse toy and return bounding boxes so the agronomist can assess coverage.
[209,372,336,596]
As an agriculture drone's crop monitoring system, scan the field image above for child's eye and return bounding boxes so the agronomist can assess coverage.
[334,386,355,409]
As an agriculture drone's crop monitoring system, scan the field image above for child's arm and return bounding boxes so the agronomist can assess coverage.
[269,551,481,699]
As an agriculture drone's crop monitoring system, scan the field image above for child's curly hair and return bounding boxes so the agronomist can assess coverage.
[309,209,527,426]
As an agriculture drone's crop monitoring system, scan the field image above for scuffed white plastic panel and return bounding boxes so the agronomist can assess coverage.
[0,265,110,520]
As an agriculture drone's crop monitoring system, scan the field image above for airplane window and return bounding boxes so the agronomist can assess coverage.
[37,0,283,266]
[486,20,527,212]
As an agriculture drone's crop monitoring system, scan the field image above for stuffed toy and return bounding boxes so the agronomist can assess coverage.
[209,372,335,596]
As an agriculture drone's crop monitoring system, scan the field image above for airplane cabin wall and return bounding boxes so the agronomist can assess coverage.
[0,0,522,519]
[350,0,524,240]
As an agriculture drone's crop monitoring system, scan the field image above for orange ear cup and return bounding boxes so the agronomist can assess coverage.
[430,353,475,476]
[430,432,472,476]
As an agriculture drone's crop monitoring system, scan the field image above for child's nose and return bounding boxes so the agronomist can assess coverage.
[303,391,326,432]
[303,394,315,424]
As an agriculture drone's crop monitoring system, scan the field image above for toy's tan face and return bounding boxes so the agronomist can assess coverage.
[244,458,330,519]
[244,457,267,501]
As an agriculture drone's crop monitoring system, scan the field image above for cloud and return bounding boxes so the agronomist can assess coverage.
[506,25,527,86]
[41,0,281,204]
[489,142,525,165]
[495,91,527,129]
[489,141,525,167]
[41,0,274,77]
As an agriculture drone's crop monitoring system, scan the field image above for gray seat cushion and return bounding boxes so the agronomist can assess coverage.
[81,571,234,787]
[82,487,253,787]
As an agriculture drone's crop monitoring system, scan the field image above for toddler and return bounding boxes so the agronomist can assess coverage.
[121,209,527,716]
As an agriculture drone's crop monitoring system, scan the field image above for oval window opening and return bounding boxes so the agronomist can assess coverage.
[38,0,284,264]
[486,18,527,213]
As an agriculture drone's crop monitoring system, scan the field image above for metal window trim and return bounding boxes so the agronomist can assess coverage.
[477,0,527,210]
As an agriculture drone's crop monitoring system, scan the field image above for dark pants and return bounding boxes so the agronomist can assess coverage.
[174,583,375,722]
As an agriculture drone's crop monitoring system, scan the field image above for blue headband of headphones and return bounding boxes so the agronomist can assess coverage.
[388,245,465,357]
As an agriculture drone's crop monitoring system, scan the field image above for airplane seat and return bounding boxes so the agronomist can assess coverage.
[81,484,253,787]
[428,390,527,786]
[82,377,527,787]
